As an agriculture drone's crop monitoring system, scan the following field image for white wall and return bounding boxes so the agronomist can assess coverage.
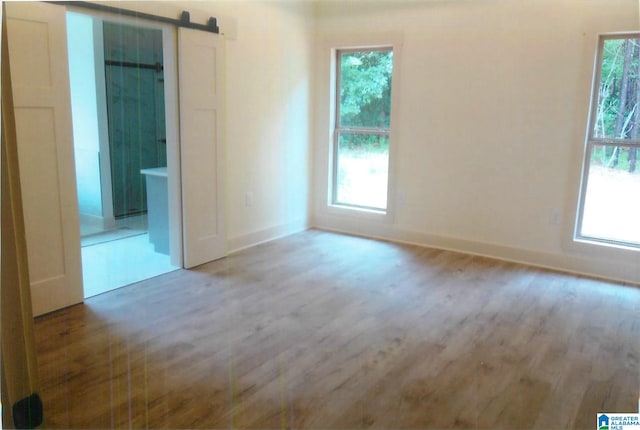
[66,0,640,283]
[313,0,640,284]
[210,1,315,250]
[67,12,102,219]
[116,0,315,251]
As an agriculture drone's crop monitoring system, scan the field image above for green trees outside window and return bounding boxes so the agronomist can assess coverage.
[592,38,640,172]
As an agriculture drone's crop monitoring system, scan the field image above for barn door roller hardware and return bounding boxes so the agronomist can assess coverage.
[48,1,220,34]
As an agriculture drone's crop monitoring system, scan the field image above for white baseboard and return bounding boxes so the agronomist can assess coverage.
[223,215,640,285]
[313,214,640,286]
[79,213,116,231]
[227,219,310,254]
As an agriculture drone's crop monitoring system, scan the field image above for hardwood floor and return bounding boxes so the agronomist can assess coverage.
[34,229,640,429]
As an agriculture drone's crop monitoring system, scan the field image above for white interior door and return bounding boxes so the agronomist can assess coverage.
[179,28,226,268]
[6,2,83,316]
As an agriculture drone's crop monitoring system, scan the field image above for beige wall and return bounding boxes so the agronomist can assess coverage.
[117,0,315,251]
[313,0,640,283]
[68,0,640,282]
[218,1,314,250]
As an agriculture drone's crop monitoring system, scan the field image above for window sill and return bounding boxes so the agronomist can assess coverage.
[331,203,385,214]
[326,203,391,222]
[573,236,640,253]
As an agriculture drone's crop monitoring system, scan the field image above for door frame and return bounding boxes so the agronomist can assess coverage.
[66,6,184,269]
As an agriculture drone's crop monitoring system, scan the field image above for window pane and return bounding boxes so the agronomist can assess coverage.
[339,50,393,128]
[580,144,640,245]
[593,38,640,140]
[335,133,389,210]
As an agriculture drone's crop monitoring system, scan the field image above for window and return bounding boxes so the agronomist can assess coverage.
[332,48,393,212]
[577,34,640,248]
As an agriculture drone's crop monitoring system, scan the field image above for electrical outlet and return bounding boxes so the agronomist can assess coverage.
[550,209,561,225]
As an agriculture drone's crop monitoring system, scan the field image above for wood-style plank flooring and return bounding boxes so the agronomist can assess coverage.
[34,229,640,429]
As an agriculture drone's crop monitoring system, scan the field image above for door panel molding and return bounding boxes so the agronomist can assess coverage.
[6,1,83,316]
[179,28,226,268]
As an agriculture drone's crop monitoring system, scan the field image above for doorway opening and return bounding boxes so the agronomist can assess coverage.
[67,11,182,298]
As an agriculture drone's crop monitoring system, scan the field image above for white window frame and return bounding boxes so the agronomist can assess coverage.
[331,47,393,213]
[314,33,402,226]
[575,32,640,250]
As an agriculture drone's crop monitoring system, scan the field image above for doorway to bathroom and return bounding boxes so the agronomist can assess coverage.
[67,11,181,298]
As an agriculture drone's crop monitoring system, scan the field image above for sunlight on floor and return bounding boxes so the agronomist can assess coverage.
[81,233,179,298]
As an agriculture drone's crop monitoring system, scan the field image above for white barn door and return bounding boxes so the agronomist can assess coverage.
[178,28,226,268]
[5,2,83,316]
